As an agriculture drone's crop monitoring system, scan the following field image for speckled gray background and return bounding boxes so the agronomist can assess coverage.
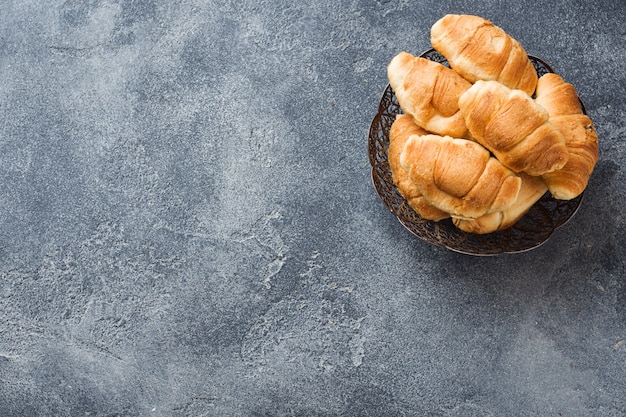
[0,0,625,416]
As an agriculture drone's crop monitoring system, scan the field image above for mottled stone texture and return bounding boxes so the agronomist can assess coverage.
[0,0,624,416]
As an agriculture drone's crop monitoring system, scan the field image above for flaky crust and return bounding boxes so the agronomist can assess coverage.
[535,73,582,116]
[535,73,599,200]
[430,14,538,95]
[453,173,547,234]
[387,52,471,138]
[541,114,598,200]
[388,115,450,221]
[458,80,569,176]
[400,134,521,219]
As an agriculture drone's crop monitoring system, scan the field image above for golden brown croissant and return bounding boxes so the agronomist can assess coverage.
[458,80,569,176]
[388,115,450,221]
[430,14,538,96]
[400,134,522,219]
[387,52,471,138]
[534,73,582,116]
[453,173,547,234]
[535,73,599,200]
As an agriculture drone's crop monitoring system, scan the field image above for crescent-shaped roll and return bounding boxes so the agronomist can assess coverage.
[535,73,599,200]
[388,114,450,221]
[534,73,583,116]
[458,80,569,176]
[541,115,598,200]
[430,14,538,95]
[452,173,548,234]
[387,51,472,138]
[399,134,522,219]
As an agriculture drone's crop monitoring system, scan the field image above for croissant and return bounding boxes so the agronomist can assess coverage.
[387,52,471,138]
[458,80,569,176]
[535,74,599,200]
[430,14,538,96]
[400,134,522,219]
[534,73,582,116]
[453,173,547,234]
[388,115,450,221]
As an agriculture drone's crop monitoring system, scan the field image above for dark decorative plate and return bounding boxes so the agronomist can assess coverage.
[368,48,584,255]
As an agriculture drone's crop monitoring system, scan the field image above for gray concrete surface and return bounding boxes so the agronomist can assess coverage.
[0,0,625,416]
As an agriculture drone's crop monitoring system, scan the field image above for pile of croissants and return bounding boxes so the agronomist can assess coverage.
[387,14,598,234]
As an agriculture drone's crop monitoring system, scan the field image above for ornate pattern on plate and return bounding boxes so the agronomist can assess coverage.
[368,49,583,255]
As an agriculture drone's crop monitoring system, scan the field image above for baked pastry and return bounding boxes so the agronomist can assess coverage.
[388,115,450,221]
[387,52,471,138]
[430,14,538,95]
[400,134,522,219]
[535,73,582,116]
[540,115,598,200]
[458,80,569,176]
[535,73,598,200]
[453,173,547,234]
[379,15,598,235]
